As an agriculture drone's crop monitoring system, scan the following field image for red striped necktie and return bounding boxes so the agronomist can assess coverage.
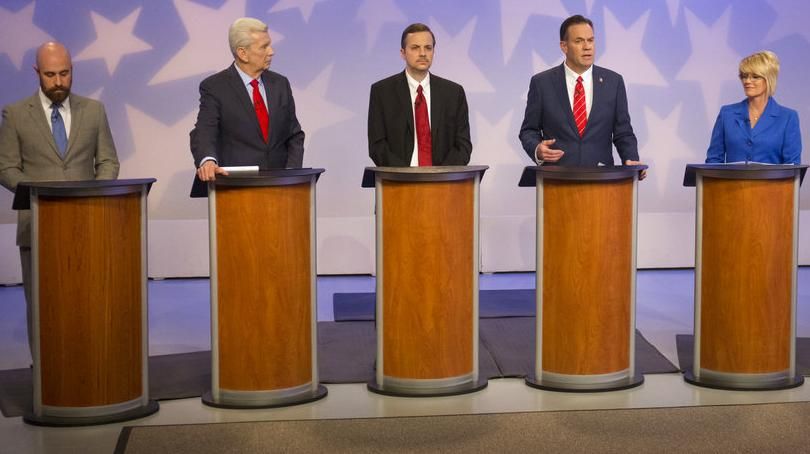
[573,76,587,137]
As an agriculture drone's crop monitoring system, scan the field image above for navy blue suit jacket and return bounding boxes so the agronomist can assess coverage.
[368,71,472,166]
[190,64,304,169]
[519,64,638,166]
[705,97,801,164]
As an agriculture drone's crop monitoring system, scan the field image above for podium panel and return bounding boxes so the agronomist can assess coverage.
[541,179,632,375]
[520,166,646,392]
[198,169,327,408]
[381,179,474,379]
[14,179,158,426]
[684,164,807,390]
[217,184,313,390]
[363,166,488,397]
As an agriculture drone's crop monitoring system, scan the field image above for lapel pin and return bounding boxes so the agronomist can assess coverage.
[599,77,603,83]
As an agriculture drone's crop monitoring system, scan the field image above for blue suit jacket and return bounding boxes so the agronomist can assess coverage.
[519,64,638,166]
[190,64,304,169]
[705,98,801,164]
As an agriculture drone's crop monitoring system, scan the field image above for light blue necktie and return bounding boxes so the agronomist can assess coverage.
[50,103,68,157]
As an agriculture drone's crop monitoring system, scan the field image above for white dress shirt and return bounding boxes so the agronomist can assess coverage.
[563,62,593,118]
[405,70,431,167]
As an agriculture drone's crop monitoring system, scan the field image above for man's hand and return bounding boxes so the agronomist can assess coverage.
[196,160,229,182]
[535,139,565,163]
[624,160,647,181]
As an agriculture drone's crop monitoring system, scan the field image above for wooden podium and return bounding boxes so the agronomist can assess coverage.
[192,169,327,408]
[519,166,646,392]
[683,164,807,390]
[13,179,159,426]
[362,166,488,396]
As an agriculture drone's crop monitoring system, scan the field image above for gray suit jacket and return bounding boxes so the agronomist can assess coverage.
[0,92,120,246]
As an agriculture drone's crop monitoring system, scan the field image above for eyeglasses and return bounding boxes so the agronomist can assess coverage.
[738,73,764,82]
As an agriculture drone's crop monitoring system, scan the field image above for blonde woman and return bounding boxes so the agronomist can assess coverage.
[706,51,801,164]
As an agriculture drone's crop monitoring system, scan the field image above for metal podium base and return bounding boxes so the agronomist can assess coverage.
[683,370,805,391]
[367,377,488,398]
[201,385,328,409]
[525,372,644,393]
[23,400,159,427]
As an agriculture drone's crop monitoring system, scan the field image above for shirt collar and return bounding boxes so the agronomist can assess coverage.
[563,62,593,83]
[405,70,430,92]
[39,88,71,111]
[234,62,263,88]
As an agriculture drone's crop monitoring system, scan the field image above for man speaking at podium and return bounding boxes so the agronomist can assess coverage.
[368,23,472,167]
[0,41,120,353]
[191,17,305,181]
[519,15,646,179]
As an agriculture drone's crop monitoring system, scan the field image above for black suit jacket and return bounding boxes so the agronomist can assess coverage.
[190,64,304,169]
[368,71,472,166]
[519,64,638,166]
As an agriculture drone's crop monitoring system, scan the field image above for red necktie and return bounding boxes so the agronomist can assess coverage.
[250,79,269,143]
[573,76,587,137]
[415,85,432,166]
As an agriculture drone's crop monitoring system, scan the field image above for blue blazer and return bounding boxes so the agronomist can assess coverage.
[519,64,638,166]
[705,98,801,164]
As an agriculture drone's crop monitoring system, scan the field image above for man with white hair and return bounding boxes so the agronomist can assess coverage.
[191,17,304,181]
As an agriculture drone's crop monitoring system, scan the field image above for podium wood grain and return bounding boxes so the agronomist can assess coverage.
[381,179,474,379]
[215,184,312,390]
[700,177,793,373]
[38,193,142,407]
[541,179,632,375]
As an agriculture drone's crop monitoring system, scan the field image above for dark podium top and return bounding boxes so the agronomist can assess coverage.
[361,166,489,187]
[190,168,325,198]
[683,164,808,187]
[518,165,647,187]
[13,178,156,210]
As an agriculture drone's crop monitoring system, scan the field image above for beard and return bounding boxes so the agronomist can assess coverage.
[43,85,70,104]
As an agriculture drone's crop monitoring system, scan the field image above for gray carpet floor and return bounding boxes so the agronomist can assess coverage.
[116,401,810,453]
[0,320,677,417]
[676,334,810,376]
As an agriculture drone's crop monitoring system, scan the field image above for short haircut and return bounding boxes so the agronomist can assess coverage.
[400,23,435,49]
[739,51,780,96]
[559,15,594,41]
[228,17,268,58]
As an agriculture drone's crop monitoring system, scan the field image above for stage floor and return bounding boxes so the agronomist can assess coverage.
[1,269,808,453]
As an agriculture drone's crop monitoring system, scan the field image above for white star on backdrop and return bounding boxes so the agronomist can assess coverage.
[123,104,203,218]
[0,2,54,70]
[268,0,328,23]
[356,0,406,52]
[532,50,554,75]
[293,64,354,140]
[764,0,810,44]
[472,110,535,216]
[599,8,667,87]
[428,17,494,93]
[75,8,152,75]
[641,104,694,196]
[499,0,568,64]
[676,7,738,119]
[520,50,556,101]
[665,0,681,26]
[150,0,267,85]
